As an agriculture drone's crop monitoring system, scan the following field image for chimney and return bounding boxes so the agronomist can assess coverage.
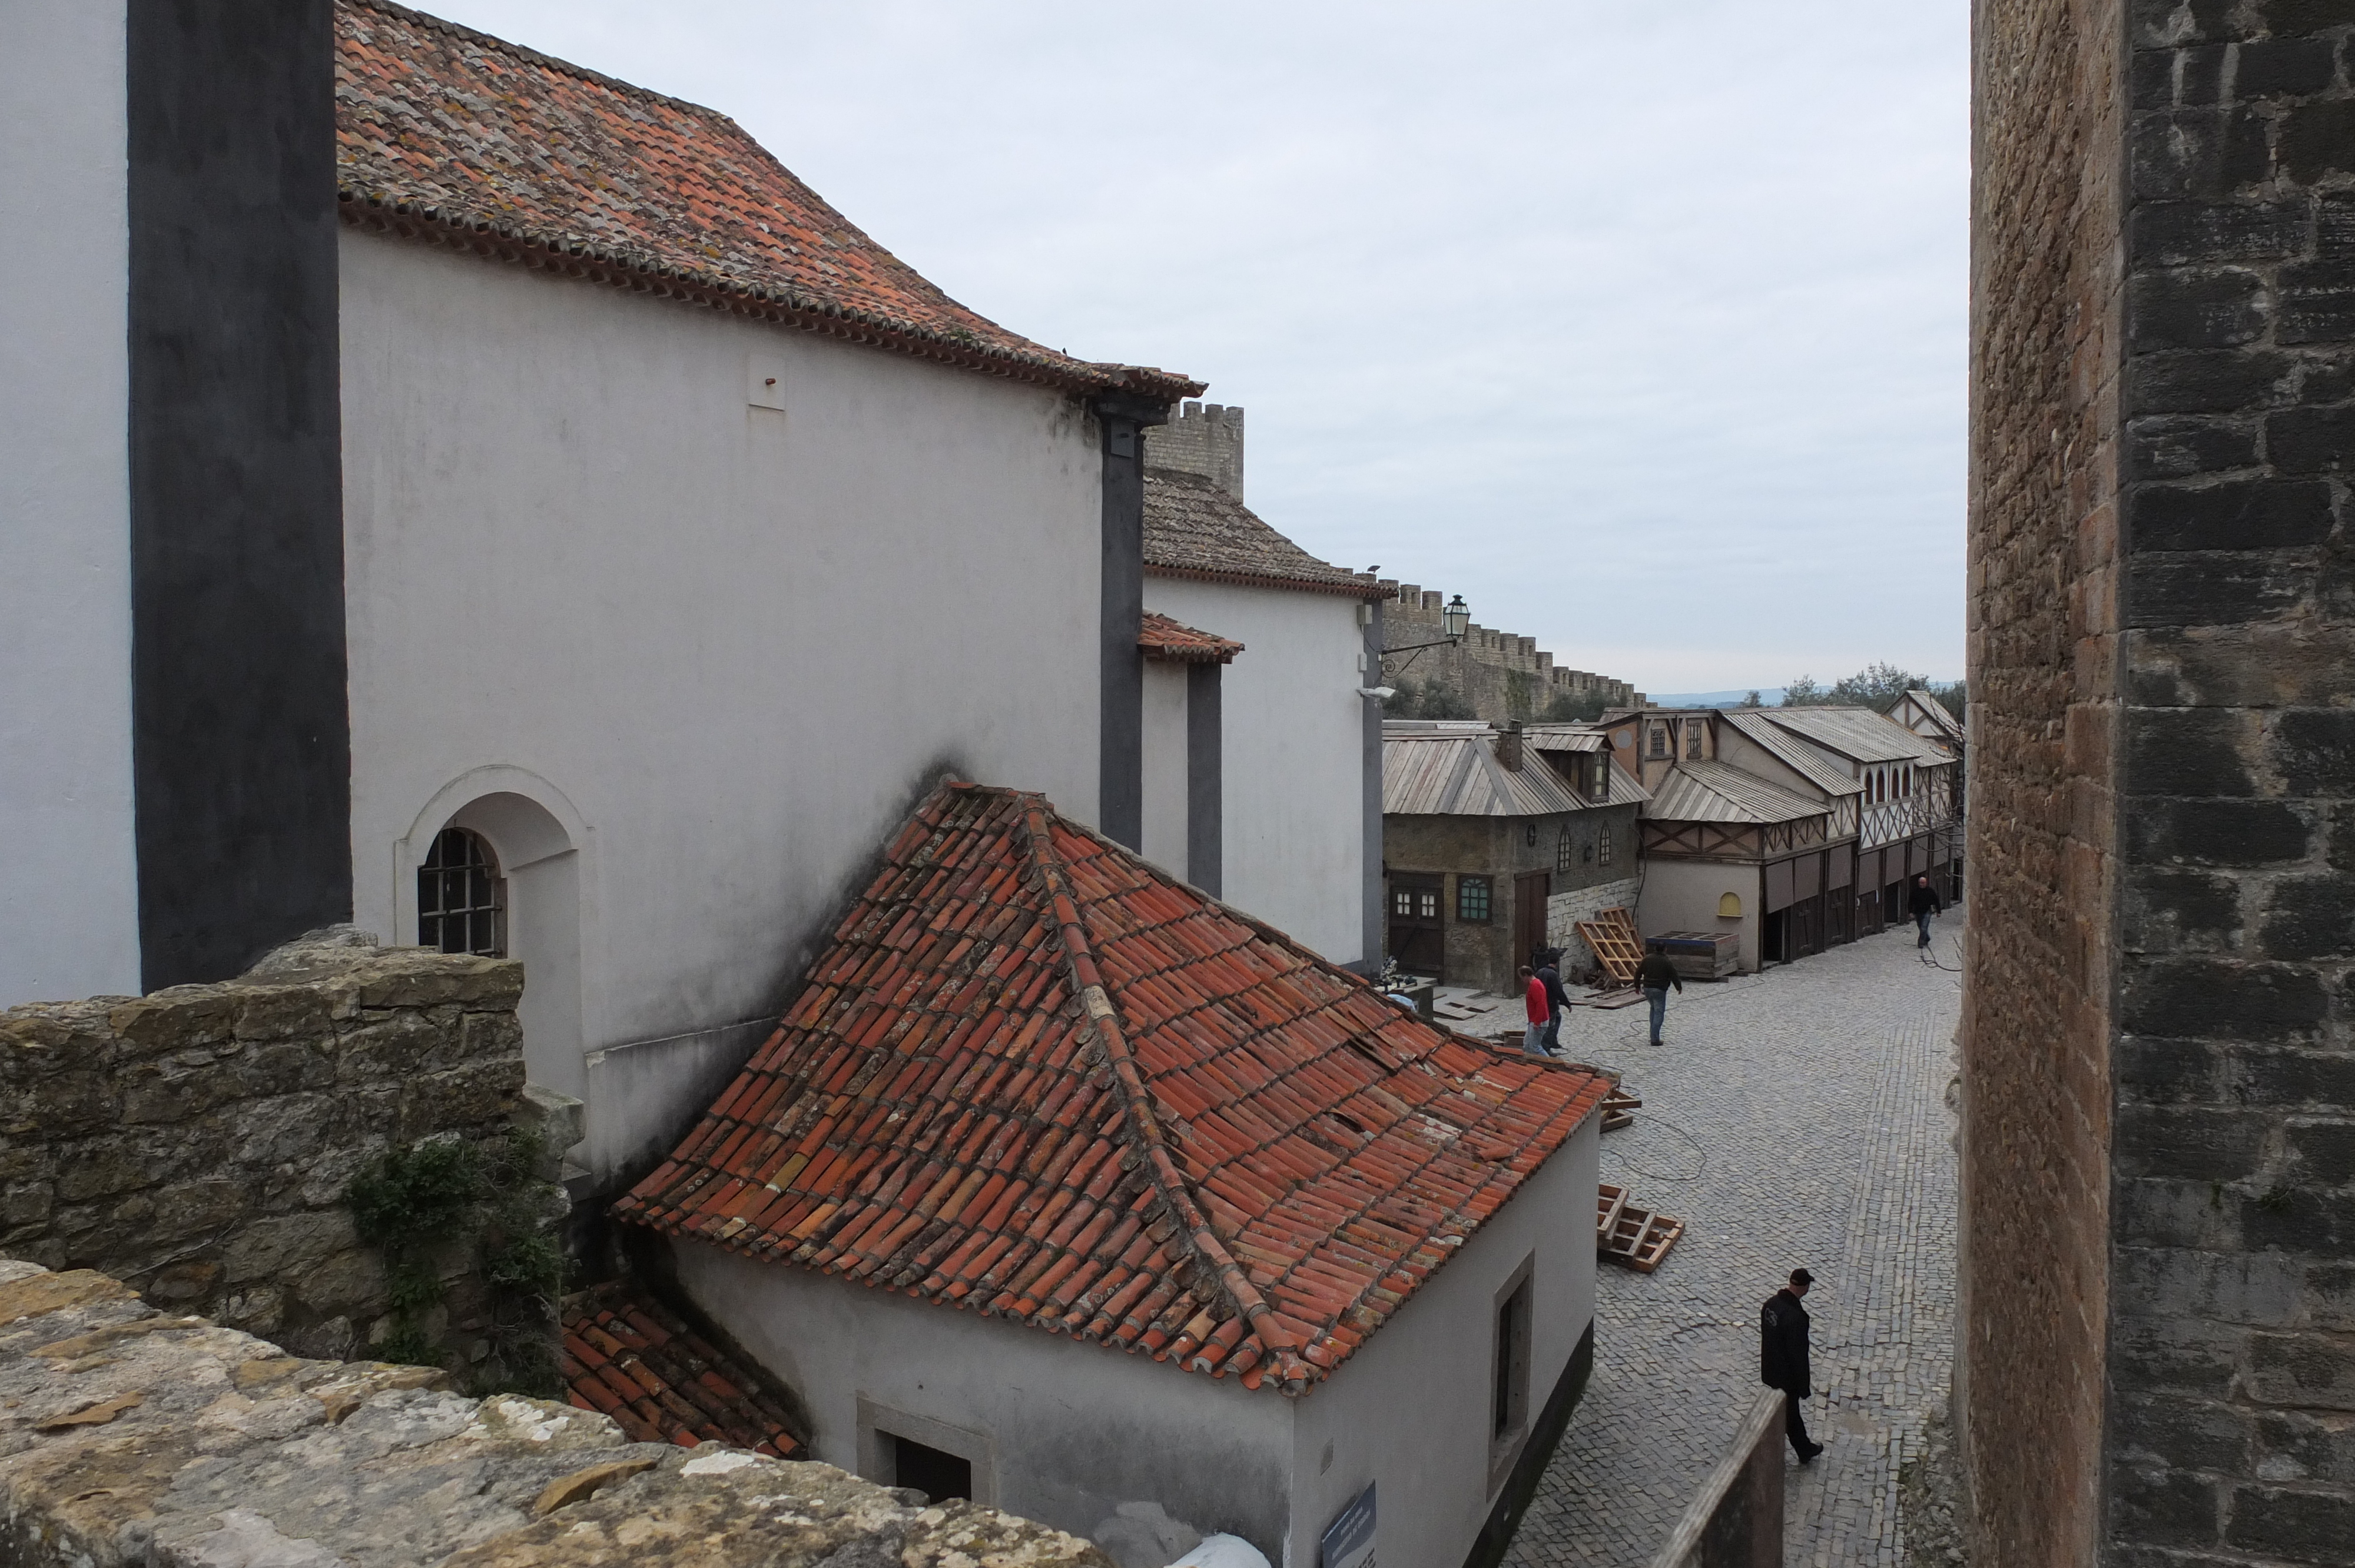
[1140,401,1245,500]
[1498,722,1524,772]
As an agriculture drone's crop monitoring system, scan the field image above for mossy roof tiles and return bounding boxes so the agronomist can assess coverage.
[616,782,1607,1395]
[335,0,1197,401]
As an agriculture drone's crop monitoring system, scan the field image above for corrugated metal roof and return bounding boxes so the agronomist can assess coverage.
[1717,710,1864,796]
[1749,706,1948,765]
[1383,735,1646,816]
[1524,726,1606,754]
[1896,691,1969,745]
[1646,760,1829,825]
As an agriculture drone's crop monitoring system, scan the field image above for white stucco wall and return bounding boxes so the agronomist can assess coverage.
[676,1243,1295,1563]
[1637,858,1762,974]
[1285,1114,1599,1568]
[1140,660,1190,879]
[0,0,141,1007]
[1140,578,1366,964]
[339,232,1103,1179]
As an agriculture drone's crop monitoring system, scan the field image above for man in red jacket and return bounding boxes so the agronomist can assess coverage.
[1518,965,1551,1058]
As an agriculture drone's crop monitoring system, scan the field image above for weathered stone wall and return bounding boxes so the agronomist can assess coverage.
[0,1259,1108,1568]
[1962,0,2125,1560]
[0,931,528,1363]
[2107,1,2355,1560]
[1969,0,2355,1563]
[1376,584,1641,721]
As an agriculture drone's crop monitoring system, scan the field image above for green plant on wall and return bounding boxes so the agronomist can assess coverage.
[346,1127,563,1397]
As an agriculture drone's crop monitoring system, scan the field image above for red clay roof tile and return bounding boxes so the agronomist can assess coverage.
[559,1281,803,1456]
[1138,612,1245,665]
[615,782,1607,1394]
[335,1,1197,404]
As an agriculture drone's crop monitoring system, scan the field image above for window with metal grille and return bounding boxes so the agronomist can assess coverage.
[1457,876,1492,923]
[1556,824,1576,873]
[1599,825,1614,866]
[1648,723,1669,758]
[419,828,505,956]
[1685,720,1703,758]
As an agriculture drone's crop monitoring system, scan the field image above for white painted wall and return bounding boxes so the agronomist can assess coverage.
[339,232,1103,1180]
[1286,1115,1598,1568]
[0,0,141,1007]
[677,1243,1296,1563]
[1141,578,1366,962]
[1140,660,1191,880]
[1638,859,1762,973]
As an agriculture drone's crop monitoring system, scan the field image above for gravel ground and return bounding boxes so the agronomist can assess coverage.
[1485,915,1965,1567]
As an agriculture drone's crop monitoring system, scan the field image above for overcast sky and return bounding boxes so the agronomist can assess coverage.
[430,0,1969,696]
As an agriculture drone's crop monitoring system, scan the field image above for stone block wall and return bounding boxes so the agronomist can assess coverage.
[1142,400,1245,499]
[1961,0,2125,1560]
[1967,0,2355,1563]
[1547,877,1643,980]
[2108,1,2355,1560]
[1375,583,1641,722]
[0,931,528,1363]
[0,1260,1107,1568]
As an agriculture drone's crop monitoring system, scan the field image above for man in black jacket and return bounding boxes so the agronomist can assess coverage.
[1907,874,1944,949]
[1636,949,1682,1047]
[1762,1268,1823,1462]
[1534,952,1573,1057]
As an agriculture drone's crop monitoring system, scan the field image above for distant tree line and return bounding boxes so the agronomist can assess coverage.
[1780,661,1964,719]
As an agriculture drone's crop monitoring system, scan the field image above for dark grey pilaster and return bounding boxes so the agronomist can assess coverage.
[1185,662,1222,895]
[1094,396,1169,849]
[1361,597,1387,972]
[128,0,350,988]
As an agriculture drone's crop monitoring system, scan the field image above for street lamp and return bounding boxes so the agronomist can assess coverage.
[1442,594,1468,640]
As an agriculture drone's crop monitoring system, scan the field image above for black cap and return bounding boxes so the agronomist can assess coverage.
[1790,1268,1814,1288]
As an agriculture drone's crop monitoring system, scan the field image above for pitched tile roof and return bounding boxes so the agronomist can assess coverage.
[334,1,1199,404]
[561,1280,804,1455]
[616,782,1607,1395]
[1384,731,1648,816]
[1646,760,1830,825]
[1139,612,1243,665]
[1142,473,1381,599]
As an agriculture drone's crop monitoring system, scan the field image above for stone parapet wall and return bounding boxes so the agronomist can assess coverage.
[0,1259,1109,1568]
[2105,1,2355,1562]
[1375,582,1640,721]
[0,931,529,1363]
[1963,0,2127,1560]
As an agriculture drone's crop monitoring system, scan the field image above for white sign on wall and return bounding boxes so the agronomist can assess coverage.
[1321,1482,1375,1568]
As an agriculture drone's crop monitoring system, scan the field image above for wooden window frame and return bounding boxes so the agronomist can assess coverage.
[1457,875,1493,924]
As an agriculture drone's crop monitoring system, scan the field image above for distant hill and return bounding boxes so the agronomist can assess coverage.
[1645,687,1787,708]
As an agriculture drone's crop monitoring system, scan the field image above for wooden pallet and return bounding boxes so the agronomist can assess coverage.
[1577,915,1646,987]
[1597,1182,1627,1242]
[1600,1085,1641,1132]
[1597,1180,1684,1272]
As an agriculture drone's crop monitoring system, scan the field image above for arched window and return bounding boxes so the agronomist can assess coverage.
[1557,823,1577,873]
[1599,824,1615,866]
[419,827,505,956]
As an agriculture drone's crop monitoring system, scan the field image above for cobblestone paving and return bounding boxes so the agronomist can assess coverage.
[1498,918,1963,1567]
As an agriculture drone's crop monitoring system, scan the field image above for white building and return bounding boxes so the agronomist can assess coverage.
[620,782,1608,1568]
[0,1,1377,1193]
[1137,404,1384,969]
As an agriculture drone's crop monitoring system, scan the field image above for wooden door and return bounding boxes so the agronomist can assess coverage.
[1388,873,1445,978]
[1514,871,1553,968]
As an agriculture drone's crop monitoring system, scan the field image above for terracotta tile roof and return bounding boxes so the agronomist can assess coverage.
[561,1279,803,1455]
[616,782,1607,1394]
[1142,473,1381,599]
[334,1,1199,404]
[1139,612,1243,665]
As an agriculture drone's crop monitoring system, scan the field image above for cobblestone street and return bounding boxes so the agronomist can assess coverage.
[1500,916,1963,1567]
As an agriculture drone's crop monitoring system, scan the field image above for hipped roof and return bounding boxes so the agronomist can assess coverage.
[1646,760,1830,825]
[1384,732,1649,816]
[335,0,1199,403]
[617,783,1607,1395]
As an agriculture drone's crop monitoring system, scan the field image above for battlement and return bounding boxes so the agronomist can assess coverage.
[1143,400,1245,499]
[1366,576,1641,717]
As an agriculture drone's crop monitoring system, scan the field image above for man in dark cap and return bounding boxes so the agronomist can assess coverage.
[1761,1268,1823,1463]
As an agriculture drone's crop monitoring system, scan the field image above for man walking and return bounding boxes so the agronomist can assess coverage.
[1761,1268,1823,1463]
[1908,873,1944,949]
[1635,948,1682,1047]
[1534,951,1573,1057]
[1518,965,1551,1058]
